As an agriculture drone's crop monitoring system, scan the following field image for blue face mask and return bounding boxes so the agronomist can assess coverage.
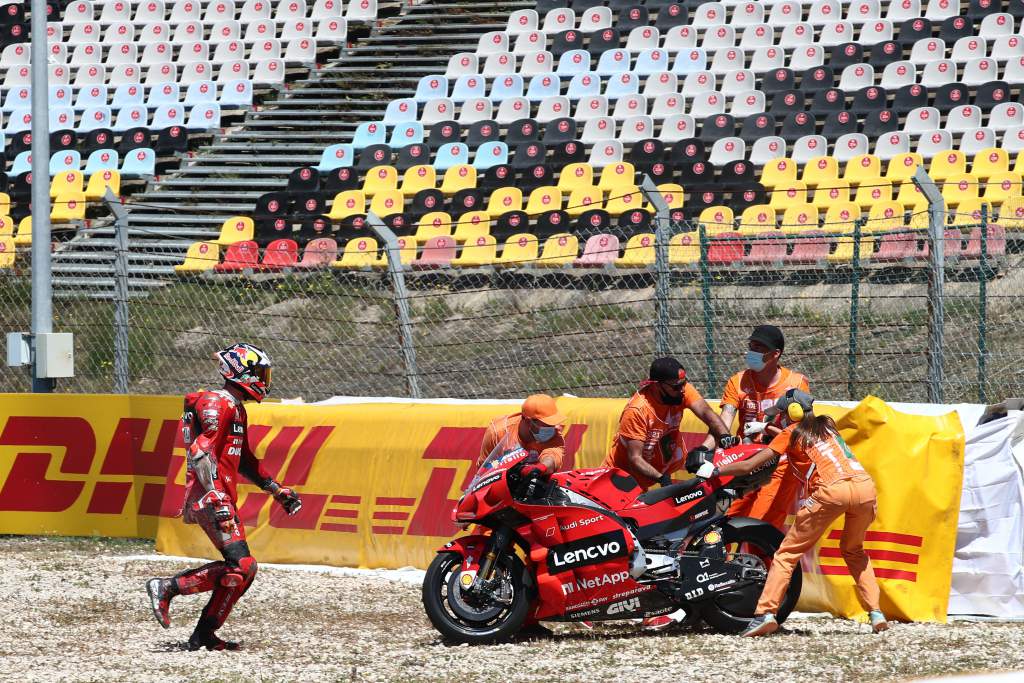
[532,425,557,442]
[746,350,767,372]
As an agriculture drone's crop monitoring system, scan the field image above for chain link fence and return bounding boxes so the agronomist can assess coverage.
[2,183,1021,404]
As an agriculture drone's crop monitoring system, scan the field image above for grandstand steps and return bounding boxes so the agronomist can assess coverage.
[50,0,524,298]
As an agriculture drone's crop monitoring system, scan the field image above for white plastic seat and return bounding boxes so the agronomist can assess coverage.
[575,95,609,121]
[209,20,242,44]
[612,94,647,120]
[64,0,94,23]
[720,69,755,95]
[710,47,745,74]
[345,0,376,22]
[457,98,492,124]
[834,133,869,162]
[692,2,726,28]
[808,0,842,25]
[838,63,875,91]
[145,62,177,86]
[691,90,727,117]
[47,43,68,65]
[172,20,203,43]
[989,102,1024,131]
[885,0,921,23]
[619,115,654,143]
[49,21,65,44]
[739,24,774,49]
[581,116,616,143]
[541,7,574,34]
[915,130,953,158]
[701,25,735,50]
[946,105,983,133]
[924,0,958,22]
[768,1,802,25]
[105,44,139,67]
[521,51,554,77]
[70,42,101,65]
[139,22,172,44]
[659,113,695,141]
[253,59,286,85]
[730,90,766,116]
[682,70,716,98]
[1,43,29,65]
[860,19,894,42]
[847,0,881,24]
[49,65,71,86]
[312,0,342,19]
[709,136,746,165]
[141,42,174,65]
[627,26,661,53]
[921,59,957,87]
[281,19,313,40]
[179,62,213,85]
[220,78,253,107]
[733,2,765,26]
[960,128,996,156]
[100,0,132,22]
[588,140,623,168]
[578,6,612,32]
[881,61,917,88]
[451,74,486,101]
[1004,55,1024,84]
[274,0,305,21]
[482,52,516,78]
[446,53,478,78]
[217,60,250,82]
[817,21,854,47]
[315,17,347,43]
[1003,125,1024,153]
[980,12,1015,38]
[203,0,236,23]
[910,38,947,64]
[536,95,570,123]
[242,19,275,43]
[905,106,940,134]
[250,39,282,61]
[241,0,273,19]
[651,93,685,117]
[642,71,678,98]
[790,45,824,70]
[953,36,988,62]
[962,58,999,86]
[778,22,813,49]
[750,136,787,165]
[284,37,315,63]
[992,35,1024,61]
[506,9,538,35]
[108,64,141,86]
[663,25,697,51]
[169,0,201,22]
[874,131,910,160]
[792,134,828,164]
[750,46,785,72]
[418,98,453,125]
[512,31,547,56]
[177,41,211,64]
[494,96,531,124]
[476,31,509,56]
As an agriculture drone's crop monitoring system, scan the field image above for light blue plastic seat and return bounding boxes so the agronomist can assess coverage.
[595,48,631,76]
[315,143,354,171]
[634,48,669,76]
[146,82,181,108]
[488,74,524,101]
[48,106,76,131]
[112,104,149,132]
[451,74,486,102]
[79,105,113,132]
[184,80,217,105]
[219,79,253,108]
[414,74,448,102]
[604,72,639,99]
[352,120,386,149]
[526,74,561,101]
[111,83,145,108]
[49,149,81,175]
[10,150,32,176]
[84,148,120,175]
[48,84,73,109]
[567,72,601,99]
[388,121,424,147]
[151,103,185,129]
[121,147,156,178]
[74,85,108,110]
[556,49,592,75]
[473,141,508,169]
[672,48,708,75]
[186,103,221,130]
[382,97,418,124]
[434,142,469,171]
[1,86,30,112]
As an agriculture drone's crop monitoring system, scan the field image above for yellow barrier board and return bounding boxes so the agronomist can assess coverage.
[0,393,962,622]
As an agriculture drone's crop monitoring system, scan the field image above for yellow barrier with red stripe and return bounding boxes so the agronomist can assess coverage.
[0,394,962,621]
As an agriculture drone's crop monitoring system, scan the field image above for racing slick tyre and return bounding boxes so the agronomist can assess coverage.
[698,521,802,634]
[422,551,531,645]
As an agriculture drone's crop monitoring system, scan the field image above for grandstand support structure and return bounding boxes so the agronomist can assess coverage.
[49,0,533,298]
[913,164,948,403]
[639,174,672,357]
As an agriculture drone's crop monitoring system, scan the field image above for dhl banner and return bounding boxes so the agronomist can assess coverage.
[0,393,963,622]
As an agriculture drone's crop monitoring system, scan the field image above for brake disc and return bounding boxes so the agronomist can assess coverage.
[445,569,509,622]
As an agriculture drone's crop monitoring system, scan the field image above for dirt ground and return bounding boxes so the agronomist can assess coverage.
[2,535,1023,683]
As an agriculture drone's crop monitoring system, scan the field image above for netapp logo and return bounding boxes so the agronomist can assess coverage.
[673,489,704,506]
[547,530,628,572]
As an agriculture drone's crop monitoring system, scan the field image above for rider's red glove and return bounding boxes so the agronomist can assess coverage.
[521,461,551,479]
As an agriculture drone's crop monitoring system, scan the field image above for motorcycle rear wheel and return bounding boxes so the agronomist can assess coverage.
[422,551,531,645]
[698,522,802,634]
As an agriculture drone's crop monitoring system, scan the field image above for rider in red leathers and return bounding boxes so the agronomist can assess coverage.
[145,343,302,651]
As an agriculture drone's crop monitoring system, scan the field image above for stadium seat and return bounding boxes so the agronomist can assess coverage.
[498,233,540,266]
[414,235,457,268]
[413,211,452,244]
[334,236,382,269]
[293,238,338,269]
[451,234,498,267]
[174,241,220,273]
[215,216,255,245]
[615,233,656,268]
[214,240,260,272]
[260,238,299,271]
[575,233,620,266]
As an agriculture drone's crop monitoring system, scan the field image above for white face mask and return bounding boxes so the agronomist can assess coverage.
[745,350,767,372]
[532,424,557,442]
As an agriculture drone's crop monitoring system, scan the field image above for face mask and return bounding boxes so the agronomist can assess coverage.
[745,350,767,372]
[532,424,557,442]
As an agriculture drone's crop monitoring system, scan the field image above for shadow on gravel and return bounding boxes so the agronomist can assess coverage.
[149,640,190,653]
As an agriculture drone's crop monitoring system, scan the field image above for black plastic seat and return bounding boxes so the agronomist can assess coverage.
[640,158,675,184]
[494,210,530,237]
[677,159,715,185]
[668,137,707,163]
[770,89,806,116]
[479,164,514,191]
[617,5,650,33]
[616,208,652,233]
[451,188,485,216]
[323,166,359,194]
[49,129,77,153]
[849,85,888,114]
[6,130,32,157]
[699,114,736,142]
[731,182,768,211]
[395,143,430,171]
[780,111,817,142]
[812,87,847,113]
[536,209,571,236]
[862,109,899,136]
[627,137,665,166]
[356,144,392,172]
[822,110,859,137]
[519,163,553,191]
[575,208,612,234]
[427,120,461,149]
[975,81,1012,111]
[655,3,688,29]
[739,112,777,143]
[939,15,974,43]
[286,166,321,196]
[762,68,795,94]
[967,0,1002,20]
[897,17,932,46]
[799,65,834,93]
[296,217,333,245]
[536,0,568,12]
[720,159,755,187]
[868,40,903,69]
[511,142,548,170]
[411,188,446,216]
[686,185,723,217]
[934,82,969,112]
[829,43,864,71]
[587,27,621,54]
[507,118,541,146]
[116,127,151,155]
[551,29,584,58]
[892,83,929,114]
[543,117,578,144]
[550,139,587,165]
[154,125,188,155]
[467,119,501,146]
[255,191,289,219]
[289,192,324,218]
[255,217,293,246]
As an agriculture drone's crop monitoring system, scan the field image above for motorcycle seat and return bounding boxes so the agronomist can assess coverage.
[637,477,703,506]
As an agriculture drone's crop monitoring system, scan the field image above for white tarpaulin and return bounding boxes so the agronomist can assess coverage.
[949,409,1024,618]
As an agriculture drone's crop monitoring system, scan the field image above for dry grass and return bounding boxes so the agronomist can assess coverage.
[2,535,1023,683]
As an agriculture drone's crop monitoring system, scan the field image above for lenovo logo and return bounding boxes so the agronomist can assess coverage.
[547,530,628,572]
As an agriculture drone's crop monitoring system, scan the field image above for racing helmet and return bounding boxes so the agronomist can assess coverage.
[215,343,272,401]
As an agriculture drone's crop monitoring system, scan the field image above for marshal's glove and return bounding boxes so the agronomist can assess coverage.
[718,434,740,449]
[695,462,720,480]
[267,481,303,515]
[521,461,551,480]
[658,472,672,487]
[685,446,714,474]
[743,421,767,438]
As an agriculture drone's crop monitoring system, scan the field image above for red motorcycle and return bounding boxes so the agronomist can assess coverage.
[422,445,801,644]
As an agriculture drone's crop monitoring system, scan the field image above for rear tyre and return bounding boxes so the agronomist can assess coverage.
[699,521,802,634]
[422,551,531,645]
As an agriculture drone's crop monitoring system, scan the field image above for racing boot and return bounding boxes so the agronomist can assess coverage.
[145,577,177,629]
[741,613,779,637]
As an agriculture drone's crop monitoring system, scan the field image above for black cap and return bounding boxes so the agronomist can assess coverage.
[749,324,785,352]
[649,357,686,382]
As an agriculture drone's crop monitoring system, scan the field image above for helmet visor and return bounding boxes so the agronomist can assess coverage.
[255,364,271,390]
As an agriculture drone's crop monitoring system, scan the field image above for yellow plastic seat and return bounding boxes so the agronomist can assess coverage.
[536,232,579,267]
[525,185,563,214]
[498,232,539,266]
[998,196,1024,231]
[382,236,419,266]
[822,202,861,233]
[949,199,990,227]
[566,185,603,217]
[697,205,735,235]
[972,147,1009,180]
[761,156,798,188]
[843,153,881,186]
[799,155,839,190]
[50,170,84,198]
[0,236,13,269]
[826,229,874,263]
[451,234,497,267]
[615,233,656,267]
[655,183,685,210]
[439,164,477,194]
[779,204,819,232]
[669,232,700,264]
[452,211,491,242]
[413,211,452,244]
[812,179,851,209]
[738,204,776,233]
[174,241,220,273]
[0,192,9,216]
[51,192,87,223]
[557,162,594,192]
[895,179,927,212]
[885,152,924,182]
[84,170,120,201]
[983,171,1023,206]
[368,189,405,217]
[0,215,12,237]
[333,236,381,269]
[486,186,523,215]
[216,216,254,245]
[605,186,643,216]
[362,165,398,195]
[327,190,366,220]
[597,161,636,191]
[942,173,980,207]
[929,150,967,182]
[864,200,905,233]
[768,181,808,212]
[13,216,32,246]
[852,178,893,211]
[399,165,436,195]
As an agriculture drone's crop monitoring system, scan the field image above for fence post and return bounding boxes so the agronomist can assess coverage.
[978,203,989,404]
[366,211,421,398]
[847,217,863,400]
[697,220,715,388]
[912,165,945,403]
[640,175,671,356]
[103,189,131,394]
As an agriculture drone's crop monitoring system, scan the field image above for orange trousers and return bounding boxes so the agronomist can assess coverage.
[756,474,881,615]
[728,458,803,532]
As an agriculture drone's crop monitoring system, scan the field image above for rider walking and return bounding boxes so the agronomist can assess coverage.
[145,343,302,651]
[694,390,889,636]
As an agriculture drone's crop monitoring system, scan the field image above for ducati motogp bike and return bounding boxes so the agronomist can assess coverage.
[421,444,801,644]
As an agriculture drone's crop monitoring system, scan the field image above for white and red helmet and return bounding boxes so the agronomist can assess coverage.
[215,342,272,401]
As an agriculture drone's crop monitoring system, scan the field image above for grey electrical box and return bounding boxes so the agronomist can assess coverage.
[6,332,30,367]
[36,333,74,378]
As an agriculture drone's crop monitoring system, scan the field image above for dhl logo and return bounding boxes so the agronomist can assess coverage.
[815,529,923,583]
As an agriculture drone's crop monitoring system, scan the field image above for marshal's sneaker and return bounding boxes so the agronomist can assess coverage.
[741,613,779,637]
[869,610,889,633]
[145,578,175,629]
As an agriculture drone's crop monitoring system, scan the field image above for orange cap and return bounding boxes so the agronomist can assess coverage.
[521,394,566,426]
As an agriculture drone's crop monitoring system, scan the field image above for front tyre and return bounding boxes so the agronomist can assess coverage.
[422,551,531,645]
[699,521,802,634]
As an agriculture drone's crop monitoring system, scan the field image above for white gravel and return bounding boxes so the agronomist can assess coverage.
[2,536,1023,683]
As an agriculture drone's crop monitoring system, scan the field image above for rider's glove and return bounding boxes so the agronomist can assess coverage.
[658,473,672,487]
[266,480,303,515]
[695,462,719,480]
[521,461,551,479]
[194,490,236,533]
[743,421,767,438]
[685,446,714,474]
[718,434,740,449]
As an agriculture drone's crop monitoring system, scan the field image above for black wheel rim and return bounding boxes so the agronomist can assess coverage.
[433,554,519,636]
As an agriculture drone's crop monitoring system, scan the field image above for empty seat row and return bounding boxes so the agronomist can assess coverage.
[6,147,156,178]
[2,59,287,89]
[33,18,346,48]
[54,0,373,26]
[16,37,316,66]
[1,102,222,134]
[2,80,252,112]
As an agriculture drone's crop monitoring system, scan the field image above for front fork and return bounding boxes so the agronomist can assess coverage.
[468,527,511,601]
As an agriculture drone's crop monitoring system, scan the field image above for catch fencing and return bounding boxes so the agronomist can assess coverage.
[1,171,1020,404]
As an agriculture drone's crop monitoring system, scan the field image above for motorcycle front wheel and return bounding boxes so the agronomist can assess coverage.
[422,551,531,645]
[698,521,802,634]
